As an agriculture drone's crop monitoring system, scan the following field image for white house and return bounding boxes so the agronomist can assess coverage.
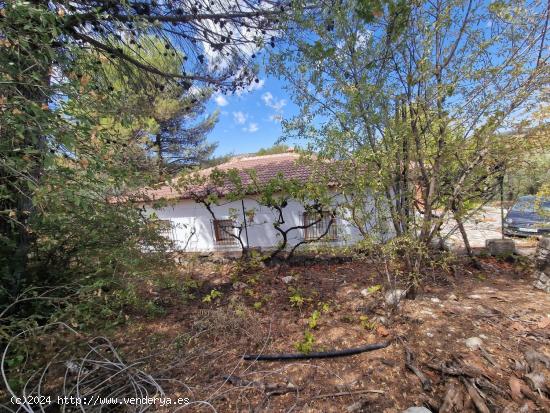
[140,151,380,253]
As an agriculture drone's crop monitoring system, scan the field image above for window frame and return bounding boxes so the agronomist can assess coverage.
[302,211,338,241]
[213,219,238,244]
[158,219,176,241]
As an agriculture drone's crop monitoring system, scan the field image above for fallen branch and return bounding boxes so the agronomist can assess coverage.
[439,382,464,413]
[243,341,390,361]
[425,363,480,379]
[475,377,507,397]
[461,377,490,413]
[311,388,385,400]
[222,375,255,387]
[479,347,497,367]
[404,346,432,391]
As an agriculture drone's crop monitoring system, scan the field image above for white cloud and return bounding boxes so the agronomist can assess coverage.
[261,92,274,106]
[261,92,286,111]
[233,111,248,125]
[243,122,259,133]
[262,91,286,122]
[198,1,280,74]
[214,94,228,107]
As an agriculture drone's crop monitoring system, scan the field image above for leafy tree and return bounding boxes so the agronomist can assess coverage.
[272,0,549,256]
[95,41,220,174]
[0,0,304,292]
[255,144,292,156]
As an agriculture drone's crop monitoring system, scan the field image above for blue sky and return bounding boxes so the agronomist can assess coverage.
[204,72,298,156]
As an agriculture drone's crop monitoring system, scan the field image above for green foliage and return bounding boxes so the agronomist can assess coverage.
[288,286,310,309]
[155,274,201,302]
[271,0,549,253]
[255,144,292,156]
[144,300,166,317]
[505,153,550,199]
[0,4,176,329]
[318,301,331,314]
[359,315,377,330]
[295,329,315,354]
[308,310,321,329]
[92,40,219,175]
[202,289,223,303]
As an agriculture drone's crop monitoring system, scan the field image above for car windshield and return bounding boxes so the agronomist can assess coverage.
[511,198,550,215]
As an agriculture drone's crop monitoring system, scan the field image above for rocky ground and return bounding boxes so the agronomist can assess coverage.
[115,255,550,412]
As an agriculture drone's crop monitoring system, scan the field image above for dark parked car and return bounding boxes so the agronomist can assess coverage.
[503,195,550,237]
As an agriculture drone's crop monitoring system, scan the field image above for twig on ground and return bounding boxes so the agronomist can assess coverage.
[311,388,385,400]
[479,347,497,367]
[404,346,432,392]
[439,381,464,413]
[461,377,491,413]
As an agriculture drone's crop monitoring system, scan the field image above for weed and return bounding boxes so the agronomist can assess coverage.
[230,250,265,277]
[295,330,315,354]
[173,333,191,351]
[288,286,310,309]
[202,289,223,303]
[317,301,331,313]
[247,273,262,285]
[359,315,377,330]
[308,310,321,329]
[251,294,269,311]
[144,300,165,317]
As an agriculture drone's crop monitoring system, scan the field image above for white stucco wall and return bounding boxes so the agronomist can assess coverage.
[146,194,383,252]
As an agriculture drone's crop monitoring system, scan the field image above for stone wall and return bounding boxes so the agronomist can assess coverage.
[533,237,550,293]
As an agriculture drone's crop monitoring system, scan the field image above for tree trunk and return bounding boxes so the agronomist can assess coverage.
[3,1,51,295]
[455,213,482,269]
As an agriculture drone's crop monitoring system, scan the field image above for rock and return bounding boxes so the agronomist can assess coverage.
[448,293,458,301]
[465,336,483,350]
[232,281,248,290]
[430,297,441,303]
[524,349,550,368]
[360,288,370,297]
[525,372,546,393]
[535,237,550,268]
[373,315,389,326]
[385,289,406,306]
[468,294,483,299]
[402,407,432,413]
[281,276,294,284]
[533,271,550,293]
[486,238,516,256]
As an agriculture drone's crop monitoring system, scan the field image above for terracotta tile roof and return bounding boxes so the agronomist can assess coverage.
[139,152,315,201]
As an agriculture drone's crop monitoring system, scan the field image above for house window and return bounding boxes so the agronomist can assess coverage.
[303,212,337,241]
[213,219,237,244]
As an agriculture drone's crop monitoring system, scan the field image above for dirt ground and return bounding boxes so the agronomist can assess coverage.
[116,255,550,413]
